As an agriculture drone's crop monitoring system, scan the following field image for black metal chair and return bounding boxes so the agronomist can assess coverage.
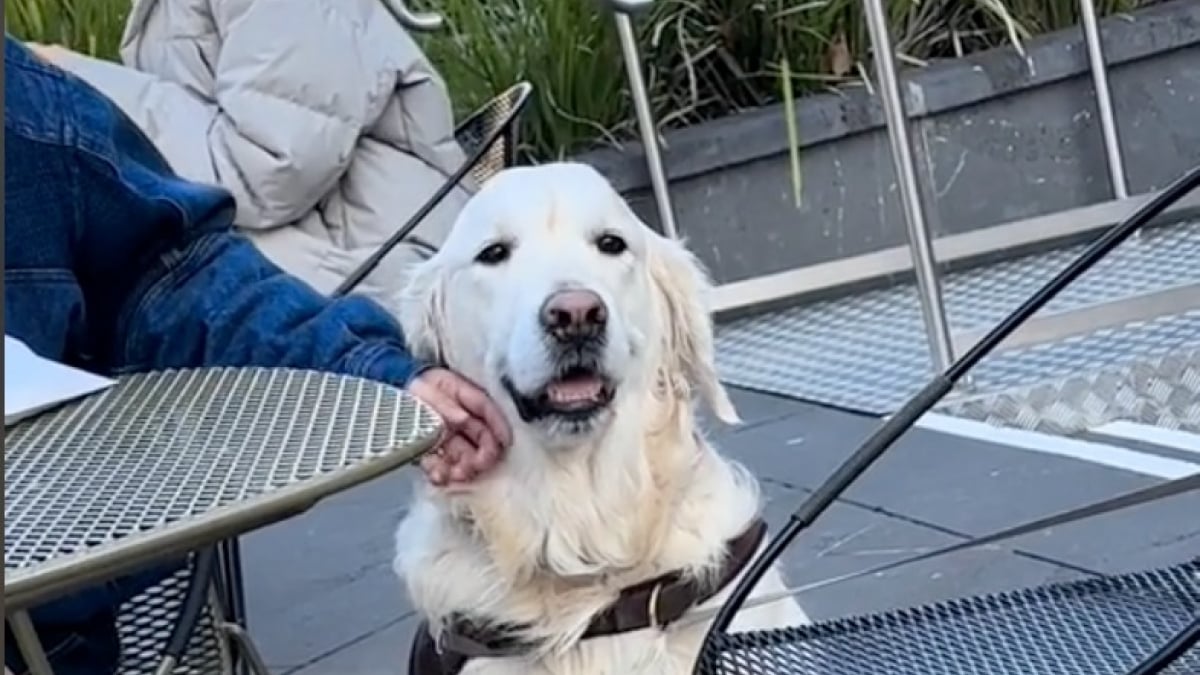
[693,166,1200,675]
[112,81,534,675]
[333,81,534,298]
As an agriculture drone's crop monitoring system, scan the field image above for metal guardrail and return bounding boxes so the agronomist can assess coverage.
[399,0,1137,375]
[606,0,1134,376]
[605,0,681,239]
[853,0,1131,374]
[1079,0,1129,201]
[613,10,681,240]
[861,0,955,372]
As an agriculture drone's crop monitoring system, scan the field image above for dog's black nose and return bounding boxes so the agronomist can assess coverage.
[541,289,607,341]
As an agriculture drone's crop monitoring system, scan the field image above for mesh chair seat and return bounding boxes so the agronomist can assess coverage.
[698,560,1200,675]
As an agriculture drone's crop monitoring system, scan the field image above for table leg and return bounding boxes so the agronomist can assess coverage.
[217,538,247,626]
[7,611,55,675]
[218,623,272,675]
[216,538,249,675]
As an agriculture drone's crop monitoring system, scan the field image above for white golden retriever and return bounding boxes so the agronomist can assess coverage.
[393,162,808,675]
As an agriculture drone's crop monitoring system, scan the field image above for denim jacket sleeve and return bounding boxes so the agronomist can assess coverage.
[79,89,428,386]
[118,231,427,386]
[3,36,425,386]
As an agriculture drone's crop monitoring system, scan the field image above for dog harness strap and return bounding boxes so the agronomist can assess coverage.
[582,517,768,637]
[410,622,468,675]
[409,518,768,675]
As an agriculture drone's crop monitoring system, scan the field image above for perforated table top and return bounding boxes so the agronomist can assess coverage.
[698,560,1200,675]
[4,367,441,610]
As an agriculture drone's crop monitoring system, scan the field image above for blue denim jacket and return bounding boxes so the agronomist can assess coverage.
[4,35,423,662]
[4,36,421,391]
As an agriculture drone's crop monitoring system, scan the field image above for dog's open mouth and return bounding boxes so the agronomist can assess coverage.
[503,365,615,424]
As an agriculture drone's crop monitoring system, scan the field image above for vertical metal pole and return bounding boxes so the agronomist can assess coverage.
[219,539,248,626]
[613,11,680,239]
[862,0,955,373]
[1079,0,1129,200]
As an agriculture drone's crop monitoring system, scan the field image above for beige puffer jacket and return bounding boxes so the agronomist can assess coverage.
[51,0,472,315]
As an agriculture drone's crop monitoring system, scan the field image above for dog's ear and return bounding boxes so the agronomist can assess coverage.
[646,232,740,425]
[397,260,449,366]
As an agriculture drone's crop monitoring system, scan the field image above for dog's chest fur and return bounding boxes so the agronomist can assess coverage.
[393,441,809,675]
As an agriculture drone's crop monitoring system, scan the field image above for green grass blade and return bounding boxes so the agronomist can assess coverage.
[781,57,802,209]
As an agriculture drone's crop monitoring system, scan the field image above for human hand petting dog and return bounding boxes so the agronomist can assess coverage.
[410,368,512,487]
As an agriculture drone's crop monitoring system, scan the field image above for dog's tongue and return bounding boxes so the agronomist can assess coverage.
[546,376,604,403]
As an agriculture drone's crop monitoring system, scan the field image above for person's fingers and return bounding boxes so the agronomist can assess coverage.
[419,431,499,486]
[453,378,513,447]
[420,454,448,486]
[411,369,511,485]
[410,376,470,429]
[459,417,501,473]
[441,434,478,483]
[421,438,469,485]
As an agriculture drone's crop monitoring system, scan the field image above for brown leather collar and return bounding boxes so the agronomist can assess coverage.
[409,518,768,675]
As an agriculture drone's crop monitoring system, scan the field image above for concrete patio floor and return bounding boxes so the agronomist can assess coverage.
[237,386,1200,674]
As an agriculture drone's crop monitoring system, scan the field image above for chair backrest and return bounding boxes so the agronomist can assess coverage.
[453,81,533,188]
[332,81,533,298]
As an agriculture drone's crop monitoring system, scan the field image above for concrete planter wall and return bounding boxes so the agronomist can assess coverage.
[580,0,1200,286]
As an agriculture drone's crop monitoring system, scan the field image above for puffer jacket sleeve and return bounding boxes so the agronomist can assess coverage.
[51,0,394,230]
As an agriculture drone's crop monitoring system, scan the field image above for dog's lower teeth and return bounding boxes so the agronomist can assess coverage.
[546,379,604,404]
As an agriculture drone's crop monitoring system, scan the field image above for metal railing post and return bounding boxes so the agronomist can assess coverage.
[862,0,955,373]
[1079,0,1129,200]
[610,6,681,239]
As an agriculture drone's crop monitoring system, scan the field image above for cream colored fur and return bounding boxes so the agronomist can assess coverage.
[393,162,809,675]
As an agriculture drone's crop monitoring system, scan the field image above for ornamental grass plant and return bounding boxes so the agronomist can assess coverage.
[7,0,1155,160]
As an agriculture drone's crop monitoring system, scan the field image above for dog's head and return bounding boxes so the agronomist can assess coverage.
[399,162,738,450]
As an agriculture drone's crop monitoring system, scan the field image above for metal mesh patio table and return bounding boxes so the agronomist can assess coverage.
[4,367,441,674]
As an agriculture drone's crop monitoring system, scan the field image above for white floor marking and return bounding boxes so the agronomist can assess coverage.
[915,413,1200,480]
[1093,421,1200,457]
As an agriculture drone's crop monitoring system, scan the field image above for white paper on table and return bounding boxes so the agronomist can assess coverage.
[4,334,116,427]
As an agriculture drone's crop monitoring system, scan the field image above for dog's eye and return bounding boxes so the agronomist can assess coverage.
[474,242,511,266]
[595,234,628,256]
